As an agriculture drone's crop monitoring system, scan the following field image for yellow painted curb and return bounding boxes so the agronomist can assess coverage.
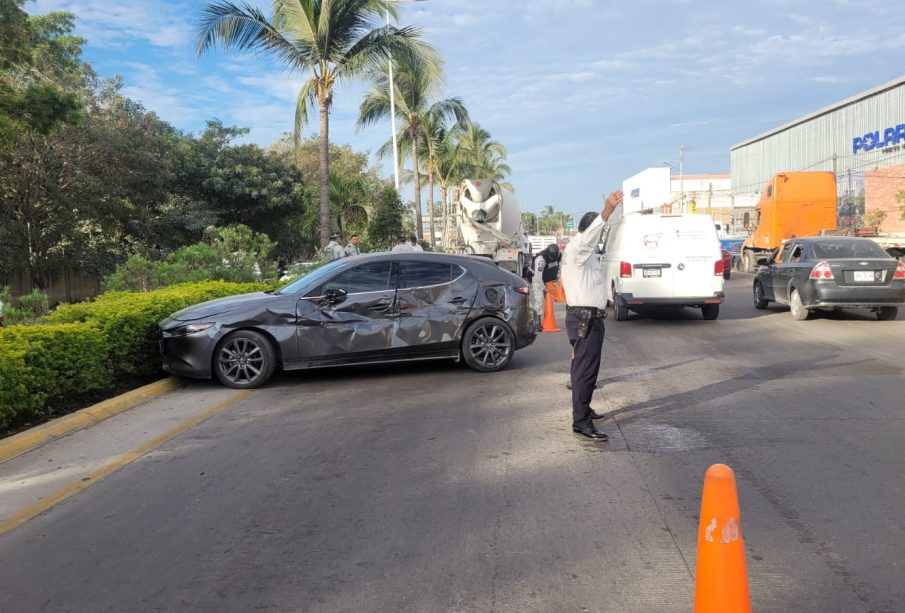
[0,377,185,465]
[0,389,253,536]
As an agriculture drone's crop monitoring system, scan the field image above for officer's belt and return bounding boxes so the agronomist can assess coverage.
[566,306,605,319]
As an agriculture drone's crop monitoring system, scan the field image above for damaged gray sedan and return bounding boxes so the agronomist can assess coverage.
[159,252,538,388]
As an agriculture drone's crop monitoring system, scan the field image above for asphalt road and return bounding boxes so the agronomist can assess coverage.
[1,274,904,612]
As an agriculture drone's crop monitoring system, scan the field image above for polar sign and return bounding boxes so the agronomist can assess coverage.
[852,123,905,154]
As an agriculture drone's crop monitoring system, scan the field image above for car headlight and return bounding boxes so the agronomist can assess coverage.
[163,322,215,338]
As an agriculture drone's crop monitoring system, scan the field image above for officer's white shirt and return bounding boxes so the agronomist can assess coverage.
[411,243,423,252]
[345,243,360,256]
[392,243,414,252]
[561,215,608,309]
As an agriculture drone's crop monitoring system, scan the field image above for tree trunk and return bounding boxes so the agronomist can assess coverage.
[318,101,331,249]
[411,135,422,242]
[428,170,435,248]
[440,184,448,249]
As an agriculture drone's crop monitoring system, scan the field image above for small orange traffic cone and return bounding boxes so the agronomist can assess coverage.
[694,463,751,613]
[541,288,562,332]
[546,280,567,303]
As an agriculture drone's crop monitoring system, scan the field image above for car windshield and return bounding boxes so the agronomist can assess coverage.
[276,259,347,295]
[812,240,889,259]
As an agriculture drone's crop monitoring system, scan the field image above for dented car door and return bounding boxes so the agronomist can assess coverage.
[295,261,397,365]
[391,261,477,356]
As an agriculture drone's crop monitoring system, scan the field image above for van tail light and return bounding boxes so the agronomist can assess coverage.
[620,262,633,278]
[714,259,724,276]
[809,261,834,280]
[895,261,905,279]
[515,286,530,295]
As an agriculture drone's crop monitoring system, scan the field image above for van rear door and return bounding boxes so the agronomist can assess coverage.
[671,221,721,298]
[631,221,676,298]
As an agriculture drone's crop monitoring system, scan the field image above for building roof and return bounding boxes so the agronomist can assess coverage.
[669,173,730,180]
[730,74,905,151]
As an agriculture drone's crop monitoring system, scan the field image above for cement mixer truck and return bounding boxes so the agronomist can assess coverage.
[450,179,531,277]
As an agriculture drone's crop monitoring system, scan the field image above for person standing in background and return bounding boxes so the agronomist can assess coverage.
[531,243,560,330]
[324,233,345,261]
[345,234,361,257]
[410,236,423,252]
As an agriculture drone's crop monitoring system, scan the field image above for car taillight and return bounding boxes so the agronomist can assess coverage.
[515,286,530,295]
[714,259,724,276]
[620,261,632,278]
[809,261,834,280]
[895,261,905,279]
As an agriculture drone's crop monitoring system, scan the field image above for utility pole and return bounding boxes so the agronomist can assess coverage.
[679,144,686,212]
[387,11,400,192]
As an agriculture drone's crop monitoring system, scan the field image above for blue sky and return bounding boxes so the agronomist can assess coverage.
[29,0,905,219]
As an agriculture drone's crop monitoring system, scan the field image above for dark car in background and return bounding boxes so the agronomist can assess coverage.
[753,237,905,321]
[159,252,537,388]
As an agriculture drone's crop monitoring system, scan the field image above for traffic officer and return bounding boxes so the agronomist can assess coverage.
[531,243,560,329]
[560,190,622,440]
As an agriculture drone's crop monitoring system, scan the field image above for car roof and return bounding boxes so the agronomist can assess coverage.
[339,251,519,281]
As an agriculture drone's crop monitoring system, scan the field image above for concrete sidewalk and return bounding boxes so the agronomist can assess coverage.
[0,383,251,535]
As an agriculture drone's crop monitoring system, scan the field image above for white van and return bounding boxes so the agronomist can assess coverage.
[601,213,725,320]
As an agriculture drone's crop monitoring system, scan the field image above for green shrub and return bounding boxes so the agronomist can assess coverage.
[0,324,111,431]
[48,280,271,378]
[0,287,50,325]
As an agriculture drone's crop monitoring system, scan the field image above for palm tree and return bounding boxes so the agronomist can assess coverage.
[455,121,512,186]
[358,55,467,245]
[195,0,433,248]
[329,172,369,236]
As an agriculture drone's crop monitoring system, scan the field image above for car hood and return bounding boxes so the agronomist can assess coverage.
[167,292,272,322]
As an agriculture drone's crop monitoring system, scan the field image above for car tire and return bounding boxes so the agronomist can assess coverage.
[614,290,629,321]
[213,330,277,389]
[789,288,810,321]
[753,281,768,309]
[876,307,898,321]
[461,317,515,373]
[701,304,720,320]
[723,270,731,280]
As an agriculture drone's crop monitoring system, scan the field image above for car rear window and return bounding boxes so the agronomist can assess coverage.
[400,262,462,288]
[812,240,889,259]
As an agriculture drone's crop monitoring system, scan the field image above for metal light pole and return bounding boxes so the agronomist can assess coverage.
[679,143,686,212]
[387,11,400,192]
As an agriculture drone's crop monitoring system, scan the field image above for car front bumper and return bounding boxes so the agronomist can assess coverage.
[159,322,217,379]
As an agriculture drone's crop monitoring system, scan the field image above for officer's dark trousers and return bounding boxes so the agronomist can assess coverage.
[565,311,605,429]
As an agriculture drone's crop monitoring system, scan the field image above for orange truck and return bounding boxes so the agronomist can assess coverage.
[740,172,838,272]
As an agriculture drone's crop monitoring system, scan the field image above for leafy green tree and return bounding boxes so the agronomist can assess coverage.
[330,172,369,236]
[0,1,81,143]
[455,121,511,187]
[522,212,538,235]
[196,0,434,249]
[359,54,466,245]
[366,184,405,250]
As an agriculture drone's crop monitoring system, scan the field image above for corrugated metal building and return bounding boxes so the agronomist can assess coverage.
[730,76,905,234]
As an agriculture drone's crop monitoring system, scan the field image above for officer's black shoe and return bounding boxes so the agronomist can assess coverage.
[589,409,607,421]
[572,425,609,440]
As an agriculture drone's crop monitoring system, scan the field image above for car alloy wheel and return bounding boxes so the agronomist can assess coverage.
[462,317,515,372]
[789,289,809,321]
[214,330,276,388]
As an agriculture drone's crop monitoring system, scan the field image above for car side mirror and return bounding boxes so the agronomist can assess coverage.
[756,257,769,266]
[322,287,347,305]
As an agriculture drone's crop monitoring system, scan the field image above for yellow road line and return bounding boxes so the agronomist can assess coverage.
[0,389,254,537]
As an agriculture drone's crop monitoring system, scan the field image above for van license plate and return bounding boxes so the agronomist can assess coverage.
[854,271,875,282]
[643,268,662,278]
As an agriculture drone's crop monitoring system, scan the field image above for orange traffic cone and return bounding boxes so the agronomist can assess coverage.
[541,288,562,332]
[694,464,751,613]
[546,280,567,303]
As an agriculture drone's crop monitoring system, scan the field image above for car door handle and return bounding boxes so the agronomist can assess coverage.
[370,302,392,314]
[449,297,468,305]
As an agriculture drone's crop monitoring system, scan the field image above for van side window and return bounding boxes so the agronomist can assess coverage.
[767,185,773,198]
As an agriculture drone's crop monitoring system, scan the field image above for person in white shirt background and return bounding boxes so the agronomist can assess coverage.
[344,234,361,257]
[560,190,623,441]
[392,234,414,252]
[410,236,423,252]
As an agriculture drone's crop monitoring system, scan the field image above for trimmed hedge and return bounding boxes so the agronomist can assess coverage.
[2,280,271,433]
[0,324,111,431]
[48,280,270,378]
